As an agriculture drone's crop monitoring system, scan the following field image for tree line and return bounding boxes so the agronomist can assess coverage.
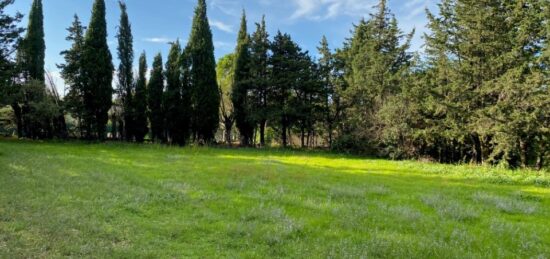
[0,0,548,169]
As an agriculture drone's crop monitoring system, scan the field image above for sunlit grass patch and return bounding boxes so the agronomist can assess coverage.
[0,139,549,258]
[473,192,538,215]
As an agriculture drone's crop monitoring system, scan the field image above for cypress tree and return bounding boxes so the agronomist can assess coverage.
[81,0,114,140]
[232,11,254,146]
[249,16,270,146]
[133,52,148,142]
[187,0,220,143]
[165,40,189,145]
[19,0,44,81]
[116,0,134,141]
[147,53,165,142]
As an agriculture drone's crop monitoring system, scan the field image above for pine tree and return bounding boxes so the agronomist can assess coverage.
[187,0,220,143]
[232,11,254,146]
[249,16,270,146]
[19,0,44,81]
[269,32,302,147]
[317,36,336,147]
[58,15,86,137]
[147,53,165,142]
[133,52,148,142]
[81,0,114,140]
[116,0,134,141]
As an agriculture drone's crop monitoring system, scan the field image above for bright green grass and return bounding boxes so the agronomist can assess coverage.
[1,139,549,258]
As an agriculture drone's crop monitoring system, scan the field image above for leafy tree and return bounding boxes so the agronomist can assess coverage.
[232,11,254,146]
[249,16,270,146]
[81,0,114,140]
[216,53,235,145]
[115,0,134,141]
[147,53,164,142]
[132,52,148,142]
[0,0,24,136]
[186,0,220,143]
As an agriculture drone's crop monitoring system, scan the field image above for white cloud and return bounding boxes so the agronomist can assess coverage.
[289,0,377,20]
[214,41,234,50]
[209,19,234,33]
[142,37,173,44]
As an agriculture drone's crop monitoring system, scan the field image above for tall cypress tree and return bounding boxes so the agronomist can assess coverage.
[165,40,187,145]
[250,16,270,146]
[19,0,44,81]
[232,11,254,146]
[147,53,165,142]
[116,0,134,141]
[187,0,220,142]
[133,52,148,142]
[82,0,114,140]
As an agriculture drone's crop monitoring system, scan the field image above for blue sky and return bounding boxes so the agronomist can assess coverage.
[7,0,436,94]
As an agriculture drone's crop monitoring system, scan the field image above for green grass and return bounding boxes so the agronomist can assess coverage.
[1,139,549,258]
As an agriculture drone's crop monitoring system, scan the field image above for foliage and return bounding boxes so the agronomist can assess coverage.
[81,0,114,140]
[115,0,134,141]
[133,52,148,142]
[186,0,220,143]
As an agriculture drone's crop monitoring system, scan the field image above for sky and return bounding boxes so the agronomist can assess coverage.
[6,0,437,95]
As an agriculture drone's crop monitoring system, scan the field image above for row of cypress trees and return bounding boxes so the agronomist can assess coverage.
[58,0,220,144]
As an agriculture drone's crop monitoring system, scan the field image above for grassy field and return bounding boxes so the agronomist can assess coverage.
[1,139,549,258]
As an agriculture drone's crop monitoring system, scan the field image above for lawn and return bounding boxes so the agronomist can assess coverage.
[1,139,549,258]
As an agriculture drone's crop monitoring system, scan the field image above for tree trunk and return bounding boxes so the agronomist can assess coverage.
[11,103,23,138]
[519,139,528,168]
[259,120,266,147]
[281,118,287,148]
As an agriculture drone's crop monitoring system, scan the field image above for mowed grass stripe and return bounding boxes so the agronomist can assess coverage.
[1,139,549,258]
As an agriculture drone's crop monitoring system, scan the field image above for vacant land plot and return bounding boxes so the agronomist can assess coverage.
[1,139,549,258]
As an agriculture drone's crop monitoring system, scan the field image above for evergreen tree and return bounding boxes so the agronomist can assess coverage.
[116,0,134,141]
[339,0,413,153]
[133,52,148,142]
[0,0,24,136]
[18,0,44,81]
[249,16,270,146]
[232,11,254,146]
[187,0,220,143]
[147,53,165,142]
[269,32,301,147]
[81,0,114,140]
[317,36,338,147]
[165,40,190,145]
[58,15,86,137]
